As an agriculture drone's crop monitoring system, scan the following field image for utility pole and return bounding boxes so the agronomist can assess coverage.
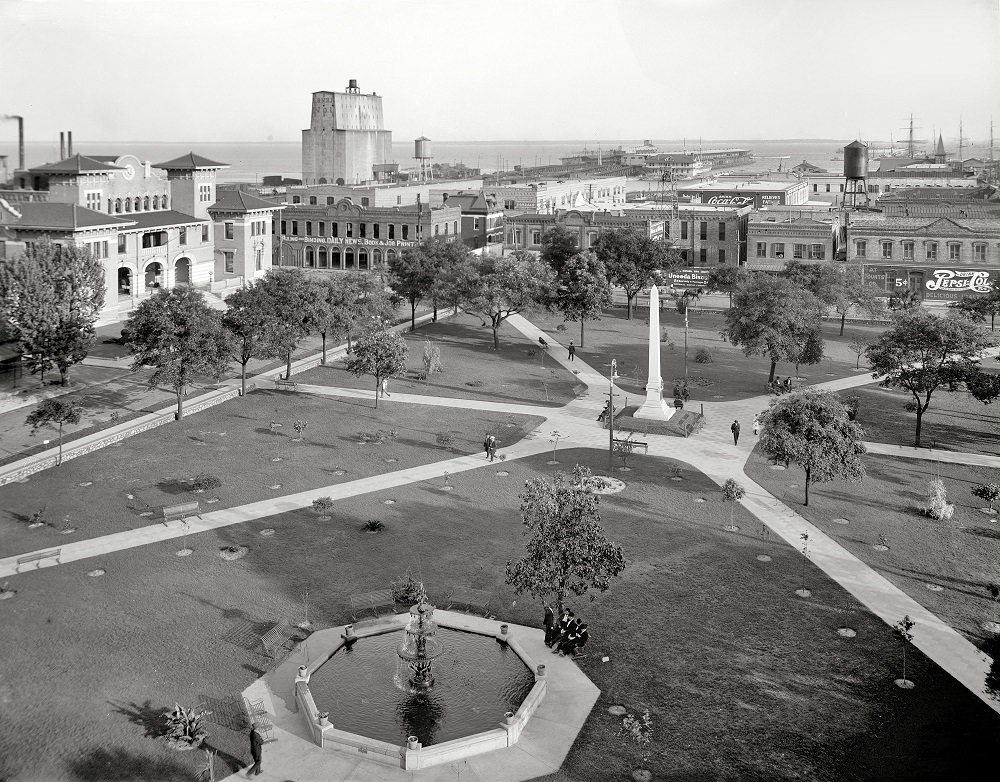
[607,359,619,469]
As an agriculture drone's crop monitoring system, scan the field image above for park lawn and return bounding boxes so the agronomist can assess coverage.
[843,370,1000,454]
[745,448,1000,647]
[3,449,999,781]
[0,388,543,558]
[528,308,880,403]
[294,311,581,407]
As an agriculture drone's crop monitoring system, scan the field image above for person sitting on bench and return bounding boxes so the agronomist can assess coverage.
[558,623,589,657]
[547,609,574,647]
[551,613,580,651]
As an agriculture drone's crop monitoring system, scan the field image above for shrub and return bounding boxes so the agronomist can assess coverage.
[904,400,918,413]
[617,708,653,765]
[189,473,222,492]
[526,349,537,358]
[422,343,443,376]
[363,519,385,533]
[162,703,210,750]
[555,323,568,332]
[312,496,335,514]
[109,410,122,424]
[390,569,427,605]
[435,432,454,446]
[293,420,308,437]
[661,328,670,343]
[359,429,398,445]
[694,347,713,364]
[465,380,485,388]
[924,478,954,520]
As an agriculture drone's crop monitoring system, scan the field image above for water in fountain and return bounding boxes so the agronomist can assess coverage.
[395,601,444,691]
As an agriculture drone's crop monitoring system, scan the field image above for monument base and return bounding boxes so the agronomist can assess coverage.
[633,397,676,421]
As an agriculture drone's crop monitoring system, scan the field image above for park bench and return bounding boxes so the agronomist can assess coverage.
[258,623,295,661]
[349,589,396,620]
[446,587,493,616]
[273,375,298,392]
[613,436,648,455]
[242,697,276,743]
[15,548,62,572]
[162,501,202,525]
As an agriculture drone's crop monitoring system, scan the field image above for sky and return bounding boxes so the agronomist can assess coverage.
[2,0,1000,144]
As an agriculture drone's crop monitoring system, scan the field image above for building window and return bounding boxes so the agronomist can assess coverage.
[813,184,818,193]
[389,224,395,239]
[699,221,707,240]
[403,225,409,240]
[454,220,458,235]
[809,244,825,260]
[309,196,317,205]
[699,248,707,264]
[85,191,102,210]
[444,223,449,236]
[361,197,370,207]
[143,196,150,211]
[225,222,234,239]
[360,223,367,238]
[756,242,766,258]
[141,231,167,248]
[332,222,338,238]
[473,218,481,231]
[373,223,380,239]
[793,244,805,259]
[318,221,325,236]
[926,242,938,261]
[151,196,159,210]
[772,243,785,259]
[306,221,313,235]
[504,199,516,210]
[855,240,866,258]
[435,225,440,236]
[256,248,263,271]
[162,195,168,209]
[346,223,353,238]
[903,241,914,260]
[306,247,315,267]
[118,234,126,253]
[291,221,298,236]
[719,248,726,264]
[681,222,689,240]
[224,251,234,273]
[881,241,892,259]
[179,227,187,245]
[280,220,287,235]
[718,222,726,240]
[949,243,961,261]
[531,230,541,245]
[974,243,987,262]
[825,184,831,193]
[327,197,335,205]
[292,196,301,204]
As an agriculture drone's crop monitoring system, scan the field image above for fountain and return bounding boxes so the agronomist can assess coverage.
[396,601,444,690]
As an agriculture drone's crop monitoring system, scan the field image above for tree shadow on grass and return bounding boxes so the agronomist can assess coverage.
[109,699,168,740]
[67,746,191,781]
[964,525,1000,541]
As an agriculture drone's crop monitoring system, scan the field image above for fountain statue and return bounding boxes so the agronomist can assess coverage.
[396,601,443,690]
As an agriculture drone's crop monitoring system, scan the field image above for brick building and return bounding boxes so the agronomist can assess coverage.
[747,215,841,272]
[504,208,665,254]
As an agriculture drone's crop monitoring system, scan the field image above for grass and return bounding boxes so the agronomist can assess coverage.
[295,312,581,407]
[3,445,999,781]
[745,448,1000,646]
[0,389,543,558]
[528,308,881,402]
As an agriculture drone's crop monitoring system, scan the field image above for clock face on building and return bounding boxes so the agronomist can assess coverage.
[122,164,135,180]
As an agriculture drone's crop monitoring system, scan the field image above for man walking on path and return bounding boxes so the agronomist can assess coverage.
[568,341,576,361]
[484,434,497,461]
[731,419,741,445]
[247,724,264,776]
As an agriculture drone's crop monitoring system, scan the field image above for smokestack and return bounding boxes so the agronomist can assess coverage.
[60,132,65,160]
[67,131,73,157]
[2,115,26,171]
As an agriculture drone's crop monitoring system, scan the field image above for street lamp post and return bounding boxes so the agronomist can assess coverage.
[608,359,619,469]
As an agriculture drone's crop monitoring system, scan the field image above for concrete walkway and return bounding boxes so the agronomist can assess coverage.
[6,310,1000,780]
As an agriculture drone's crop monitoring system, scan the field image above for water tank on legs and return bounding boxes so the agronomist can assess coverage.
[843,141,869,179]
[415,136,431,160]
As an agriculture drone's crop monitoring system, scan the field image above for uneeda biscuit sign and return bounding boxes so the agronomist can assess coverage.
[665,269,711,288]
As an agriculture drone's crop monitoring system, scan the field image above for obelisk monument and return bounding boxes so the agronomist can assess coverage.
[634,284,674,420]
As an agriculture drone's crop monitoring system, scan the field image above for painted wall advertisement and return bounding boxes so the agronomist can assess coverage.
[665,268,712,289]
[864,266,999,300]
[686,191,786,208]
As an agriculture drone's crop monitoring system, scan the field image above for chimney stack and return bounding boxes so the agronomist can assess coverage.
[67,131,73,157]
[60,132,66,160]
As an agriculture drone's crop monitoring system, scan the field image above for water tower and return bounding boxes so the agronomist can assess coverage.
[414,136,433,182]
[842,140,870,208]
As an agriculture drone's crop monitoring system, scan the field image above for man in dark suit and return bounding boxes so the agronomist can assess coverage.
[248,724,263,776]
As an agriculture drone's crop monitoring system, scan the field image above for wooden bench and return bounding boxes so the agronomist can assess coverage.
[273,375,298,391]
[446,587,493,616]
[258,623,295,660]
[349,589,396,620]
[16,548,61,572]
[162,501,202,525]
[613,437,649,454]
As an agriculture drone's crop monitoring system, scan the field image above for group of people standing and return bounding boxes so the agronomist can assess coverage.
[543,605,589,657]
[483,434,498,461]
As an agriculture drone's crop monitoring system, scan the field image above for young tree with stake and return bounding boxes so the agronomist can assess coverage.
[721,478,746,528]
[894,615,916,688]
[25,398,83,466]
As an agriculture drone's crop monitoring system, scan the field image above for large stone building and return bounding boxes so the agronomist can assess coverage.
[274,197,462,272]
[208,188,284,285]
[439,191,505,252]
[622,202,752,267]
[678,179,809,209]
[747,215,841,272]
[504,208,665,253]
[301,80,393,186]
[487,177,628,215]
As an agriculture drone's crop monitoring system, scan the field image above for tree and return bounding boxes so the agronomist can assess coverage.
[549,251,611,347]
[724,273,826,383]
[952,287,1000,331]
[505,466,626,612]
[893,615,915,688]
[25,398,83,466]
[539,224,579,276]
[387,243,438,331]
[344,319,408,409]
[972,482,1000,513]
[830,265,889,336]
[255,268,327,379]
[794,326,825,377]
[317,272,394,359]
[426,240,478,319]
[865,309,995,446]
[124,288,231,421]
[758,388,867,506]
[705,265,746,308]
[848,333,869,370]
[592,229,680,319]
[461,251,553,350]
[0,240,106,386]
[783,259,840,305]
[720,478,746,527]
[222,282,273,396]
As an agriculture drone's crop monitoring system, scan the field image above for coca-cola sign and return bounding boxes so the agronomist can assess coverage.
[706,195,755,207]
[924,269,993,293]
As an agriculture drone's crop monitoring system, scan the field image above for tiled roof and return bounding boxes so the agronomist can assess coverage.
[11,203,135,230]
[122,210,207,230]
[879,186,998,202]
[152,152,229,170]
[849,215,1000,233]
[30,154,123,174]
[208,189,283,213]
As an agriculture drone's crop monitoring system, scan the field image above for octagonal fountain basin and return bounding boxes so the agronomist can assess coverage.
[311,628,533,746]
